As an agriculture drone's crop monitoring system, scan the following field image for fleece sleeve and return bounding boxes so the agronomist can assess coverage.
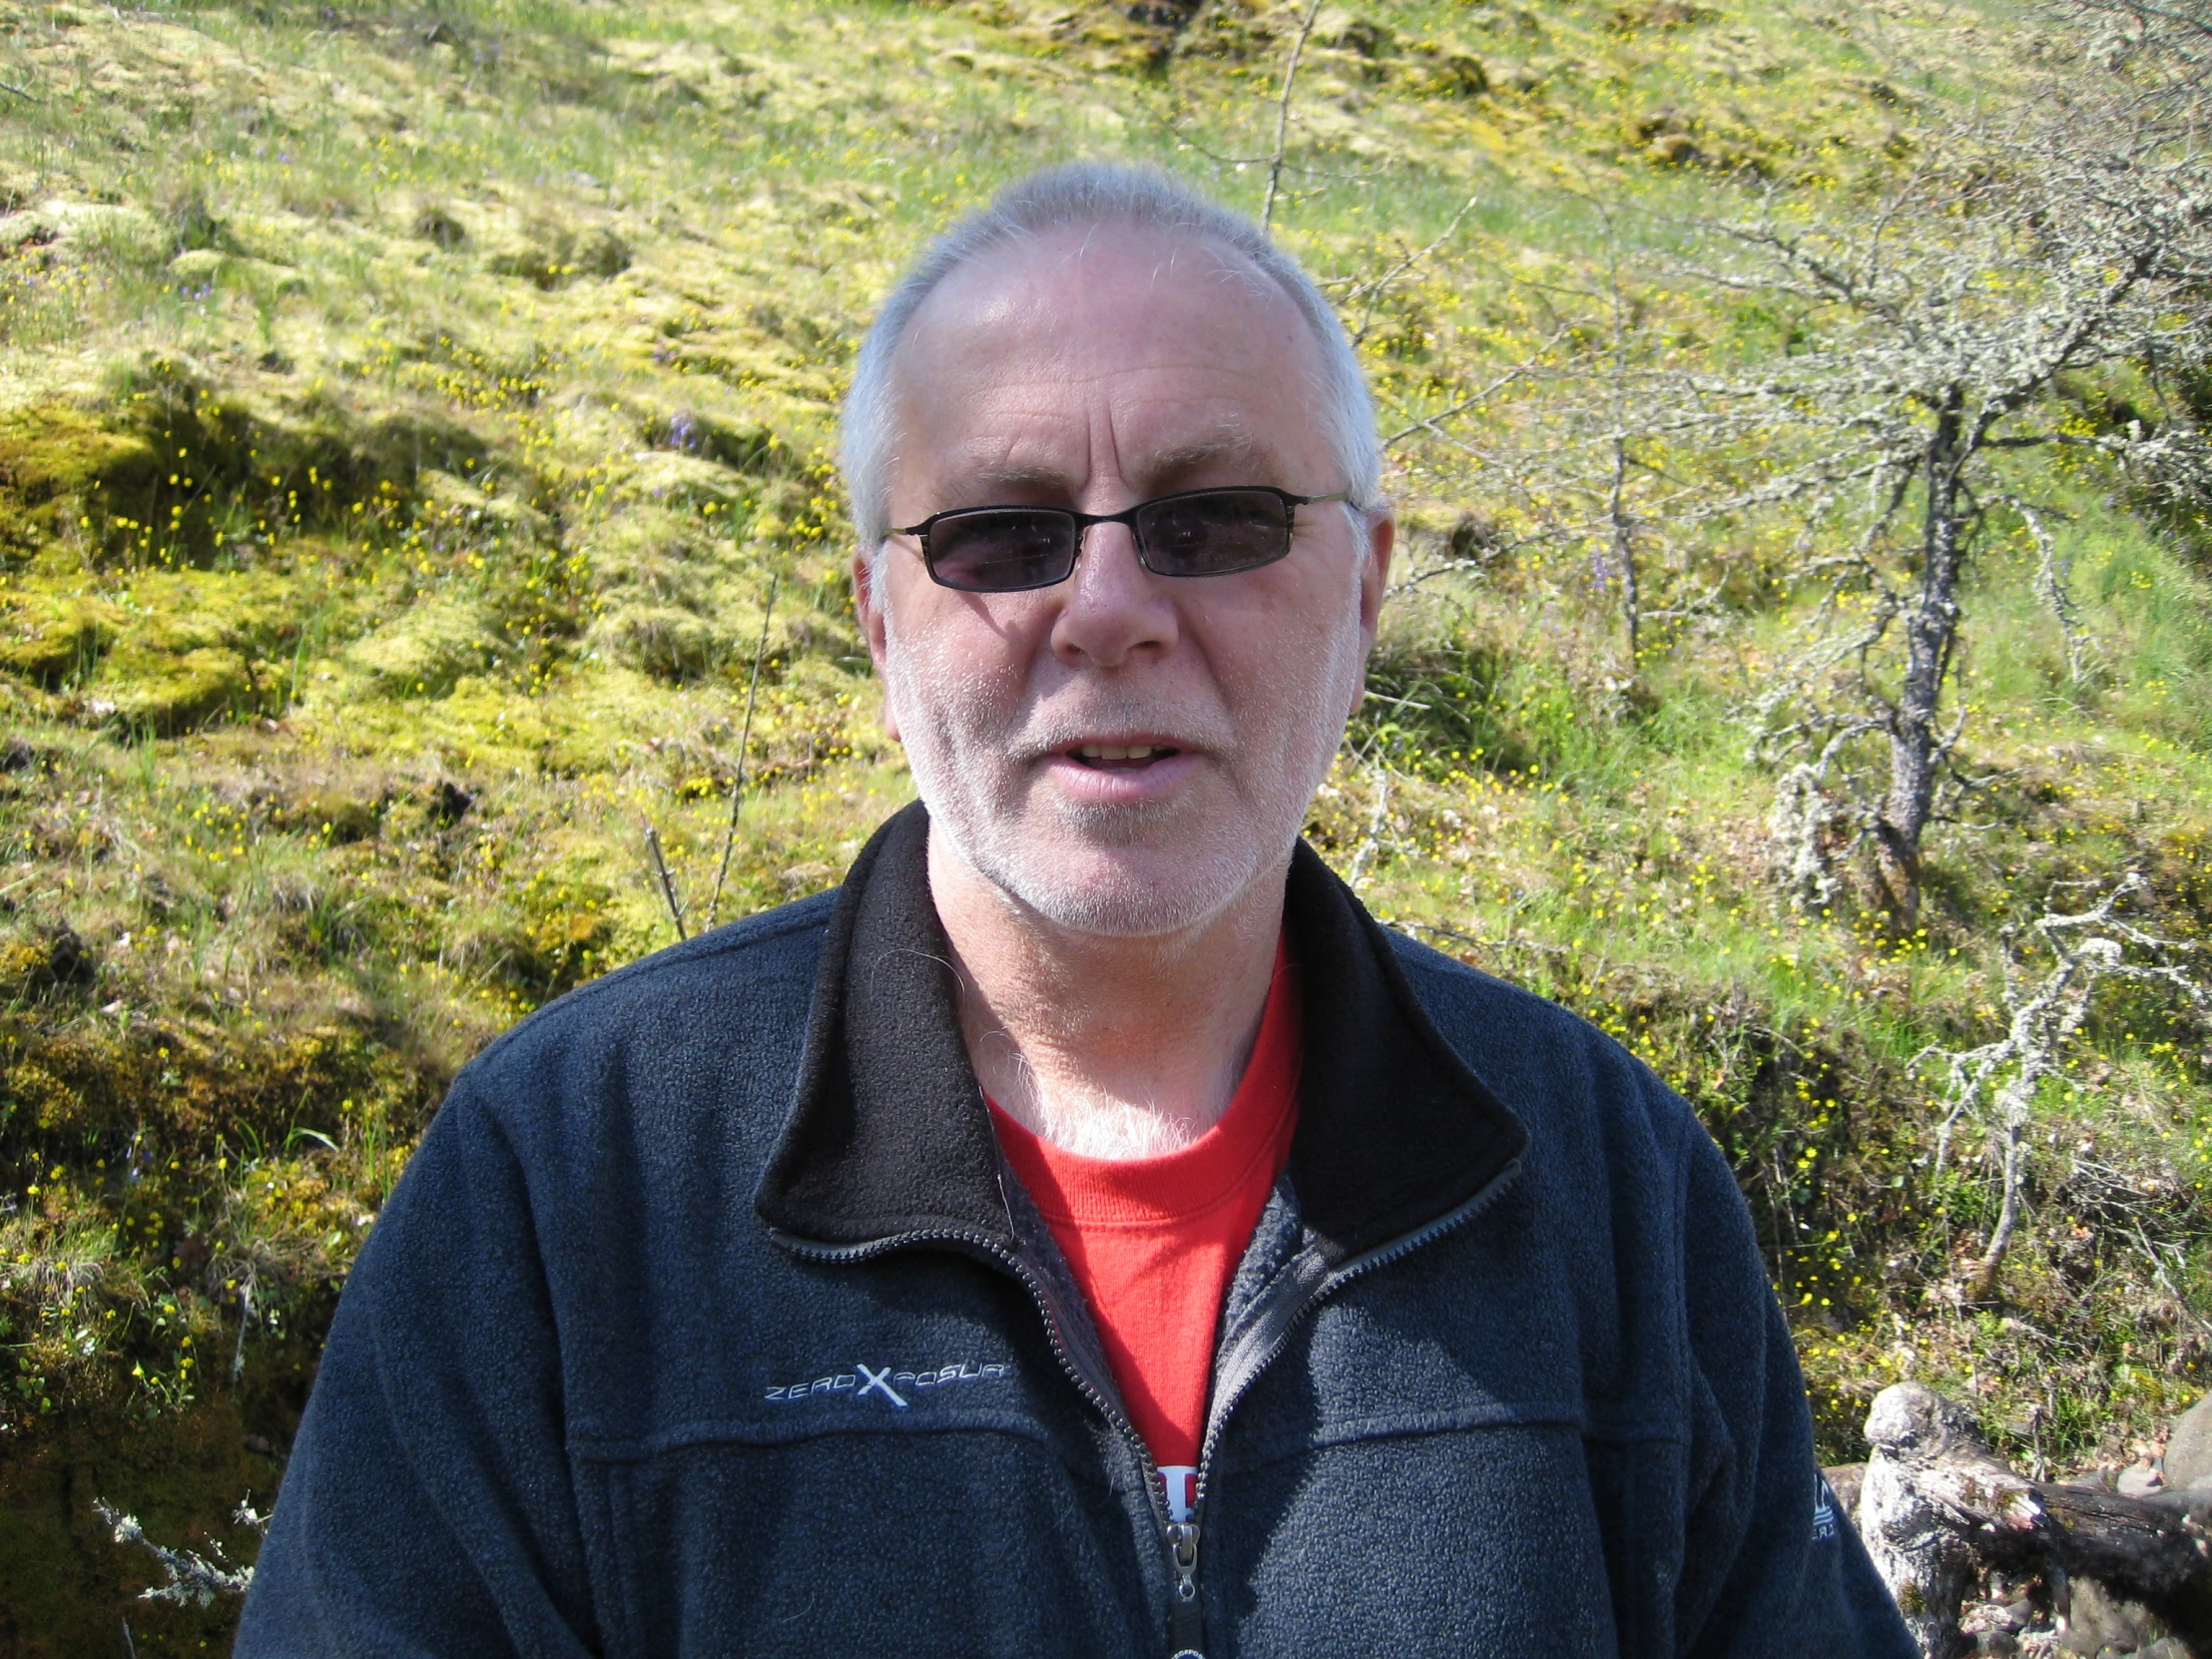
[233,1078,600,1658]
[1670,1116,1918,1659]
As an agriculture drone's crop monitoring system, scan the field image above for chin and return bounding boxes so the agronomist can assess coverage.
[968,817,1275,939]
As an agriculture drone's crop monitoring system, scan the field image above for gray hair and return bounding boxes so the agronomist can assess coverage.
[839,162,1382,555]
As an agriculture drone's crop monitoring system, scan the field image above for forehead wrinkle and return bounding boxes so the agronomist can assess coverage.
[933,426,1280,506]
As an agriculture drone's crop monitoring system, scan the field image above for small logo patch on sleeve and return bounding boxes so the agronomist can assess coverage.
[1811,1472,1839,1541]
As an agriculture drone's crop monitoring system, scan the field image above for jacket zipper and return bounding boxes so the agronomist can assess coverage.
[772,1152,1520,1659]
[1174,1155,1527,1656]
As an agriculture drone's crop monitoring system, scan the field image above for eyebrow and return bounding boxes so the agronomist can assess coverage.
[957,462,1072,495]
[1134,434,1277,485]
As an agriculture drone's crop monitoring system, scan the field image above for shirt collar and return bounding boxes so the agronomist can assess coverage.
[755,800,1527,1265]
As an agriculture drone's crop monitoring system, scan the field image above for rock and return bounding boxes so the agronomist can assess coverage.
[2161,1393,2212,1489]
[430,780,475,827]
[2116,1461,2165,1497]
[2060,1575,2166,1655]
[1823,1461,1866,1527]
[1960,1596,2026,1645]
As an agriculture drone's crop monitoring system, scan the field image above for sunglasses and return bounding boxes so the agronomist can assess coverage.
[889,485,1356,594]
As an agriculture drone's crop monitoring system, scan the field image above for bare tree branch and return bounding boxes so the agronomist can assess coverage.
[1921,872,2211,1300]
[1261,0,1326,236]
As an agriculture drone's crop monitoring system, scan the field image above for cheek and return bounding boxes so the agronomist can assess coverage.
[883,601,1036,720]
[1203,571,1366,703]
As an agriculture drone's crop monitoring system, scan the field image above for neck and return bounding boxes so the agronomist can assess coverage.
[927,826,1285,1161]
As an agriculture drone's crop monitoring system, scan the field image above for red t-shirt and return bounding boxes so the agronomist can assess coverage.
[988,940,1301,1520]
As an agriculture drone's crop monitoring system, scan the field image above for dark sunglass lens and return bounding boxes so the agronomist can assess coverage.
[1135,490,1294,576]
[926,510,1079,592]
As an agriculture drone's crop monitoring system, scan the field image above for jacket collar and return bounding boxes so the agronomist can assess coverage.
[755,801,1527,1266]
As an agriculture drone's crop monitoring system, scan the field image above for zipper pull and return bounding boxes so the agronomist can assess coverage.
[1166,1519,1203,1658]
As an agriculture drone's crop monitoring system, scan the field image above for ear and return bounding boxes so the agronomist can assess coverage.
[1349,506,1394,721]
[851,544,901,743]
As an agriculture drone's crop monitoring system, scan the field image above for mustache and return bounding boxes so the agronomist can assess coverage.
[1001,698,1237,762]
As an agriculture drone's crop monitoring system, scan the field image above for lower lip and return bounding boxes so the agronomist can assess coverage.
[1041,750,1202,804]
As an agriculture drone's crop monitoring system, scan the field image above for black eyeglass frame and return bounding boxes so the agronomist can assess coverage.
[888,484,1359,593]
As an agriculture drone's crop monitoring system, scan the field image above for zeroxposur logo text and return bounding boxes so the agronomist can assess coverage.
[765,1360,1015,1410]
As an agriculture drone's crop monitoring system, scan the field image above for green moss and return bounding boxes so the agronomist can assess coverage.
[266,778,390,843]
[2,567,311,732]
[0,589,116,687]
[343,595,501,698]
[0,403,160,571]
[96,644,260,733]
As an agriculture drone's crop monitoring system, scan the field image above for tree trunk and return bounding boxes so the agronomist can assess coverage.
[1878,392,1968,924]
[1858,1382,2212,1658]
[1861,1449,1982,1658]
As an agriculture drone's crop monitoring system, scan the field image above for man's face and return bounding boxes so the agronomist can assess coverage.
[855,225,1392,937]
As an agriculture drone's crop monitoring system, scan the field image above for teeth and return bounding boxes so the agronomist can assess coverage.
[1076,744,1158,762]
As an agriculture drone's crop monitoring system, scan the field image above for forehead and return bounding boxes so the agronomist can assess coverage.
[889,224,1335,493]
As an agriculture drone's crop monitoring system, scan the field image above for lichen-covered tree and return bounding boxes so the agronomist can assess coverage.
[1597,11,2212,922]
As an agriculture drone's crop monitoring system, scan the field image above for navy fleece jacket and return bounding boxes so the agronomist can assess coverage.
[237,803,1913,1657]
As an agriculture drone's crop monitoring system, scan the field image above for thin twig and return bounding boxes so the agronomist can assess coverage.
[708,574,779,929]
[1261,0,1326,235]
[230,1277,252,1383]
[1347,756,1392,890]
[1382,328,1569,449]
[643,820,687,941]
[1351,194,1479,346]
[2002,495,2095,686]
[2125,1222,2212,1345]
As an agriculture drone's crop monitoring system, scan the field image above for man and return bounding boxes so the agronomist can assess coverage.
[238,164,1914,1657]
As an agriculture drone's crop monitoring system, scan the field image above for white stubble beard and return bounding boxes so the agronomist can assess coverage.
[878,568,1370,940]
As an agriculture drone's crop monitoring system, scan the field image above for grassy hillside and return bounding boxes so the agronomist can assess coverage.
[1,0,2208,1647]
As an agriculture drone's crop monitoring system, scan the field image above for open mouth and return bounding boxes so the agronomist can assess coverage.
[1067,742,1182,772]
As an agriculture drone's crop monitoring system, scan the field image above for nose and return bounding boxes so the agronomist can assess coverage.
[1048,520,1180,670]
